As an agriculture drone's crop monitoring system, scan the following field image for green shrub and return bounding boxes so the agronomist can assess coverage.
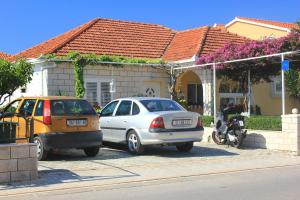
[202,115,281,131]
[202,116,214,127]
[245,115,281,131]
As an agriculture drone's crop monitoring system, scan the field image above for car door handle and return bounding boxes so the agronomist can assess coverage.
[123,120,127,123]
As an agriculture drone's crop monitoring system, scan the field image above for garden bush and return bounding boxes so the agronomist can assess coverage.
[202,115,281,131]
[202,115,214,127]
[244,115,281,131]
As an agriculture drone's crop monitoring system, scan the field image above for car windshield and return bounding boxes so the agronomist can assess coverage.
[140,99,183,112]
[51,99,96,116]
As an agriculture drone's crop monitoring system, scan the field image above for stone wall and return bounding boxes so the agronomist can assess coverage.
[0,143,38,184]
[202,113,300,155]
[47,62,170,100]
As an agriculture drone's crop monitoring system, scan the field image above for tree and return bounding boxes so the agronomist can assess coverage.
[0,59,33,105]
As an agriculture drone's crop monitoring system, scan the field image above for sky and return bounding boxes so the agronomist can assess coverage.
[1,0,300,55]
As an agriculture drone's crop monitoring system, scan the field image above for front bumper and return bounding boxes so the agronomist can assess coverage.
[38,130,102,150]
[140,127,204,145]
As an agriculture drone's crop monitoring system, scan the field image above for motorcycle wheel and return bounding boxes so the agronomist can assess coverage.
[212,131,226,145]
[231,130,244,149]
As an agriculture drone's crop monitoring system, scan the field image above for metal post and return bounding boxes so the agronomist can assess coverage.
[248,70,251,116]
[170,66,174,100]
[281,54,285,115]
[213,63,217,124]
[29,118,34,143]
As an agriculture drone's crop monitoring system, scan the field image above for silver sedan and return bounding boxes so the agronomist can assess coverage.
[99,97,204,154]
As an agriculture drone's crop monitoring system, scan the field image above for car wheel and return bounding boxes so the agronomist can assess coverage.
[34,136,48,161]
[84,147,100,157]
[176,142,194,152]
[127,130,144,154]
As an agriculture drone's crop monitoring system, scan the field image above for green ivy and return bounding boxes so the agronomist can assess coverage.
[42,52,166,98]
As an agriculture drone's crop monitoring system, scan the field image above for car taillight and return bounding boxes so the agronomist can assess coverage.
[196,117,203,128]
[150,117,165,129]
[43,100,52,125]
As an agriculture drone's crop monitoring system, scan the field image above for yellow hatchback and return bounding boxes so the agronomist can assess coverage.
[0,96,102,160]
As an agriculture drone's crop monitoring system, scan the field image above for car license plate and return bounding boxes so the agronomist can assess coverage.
[239,120,244,127]
[67,119,87,126]
[172,119,192,126]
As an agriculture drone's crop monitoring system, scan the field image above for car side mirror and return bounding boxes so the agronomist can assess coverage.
[97,111,102,118]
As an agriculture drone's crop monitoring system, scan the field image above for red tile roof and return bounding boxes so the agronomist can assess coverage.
[237,17,299,30]
[15,18,175,59]
[163,26,248,61]
[199,27,249,56]
[163,27,209,61]
[13,18,249,62]
[0,51,11,60]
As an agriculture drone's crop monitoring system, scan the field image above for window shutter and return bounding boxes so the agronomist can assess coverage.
[101,82,111,106]
[86,82,98,103]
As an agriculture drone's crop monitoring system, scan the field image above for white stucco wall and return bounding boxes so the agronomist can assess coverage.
[3,63,49,105]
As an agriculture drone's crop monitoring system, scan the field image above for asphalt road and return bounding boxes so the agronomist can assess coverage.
[6,165,300,200]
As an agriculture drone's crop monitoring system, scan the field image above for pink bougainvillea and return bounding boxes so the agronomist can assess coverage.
[196,33,300,67]
[195,33,300,93]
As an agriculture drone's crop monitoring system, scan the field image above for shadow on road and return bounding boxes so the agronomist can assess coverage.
[41,142,239,162]
[0,163,139,190]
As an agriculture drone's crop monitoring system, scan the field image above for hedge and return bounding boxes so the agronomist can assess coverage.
[244,116,281,131]
[202,115,281,131]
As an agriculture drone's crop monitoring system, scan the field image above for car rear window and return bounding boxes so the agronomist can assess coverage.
[51,99,96,116]
[140,99,183,112]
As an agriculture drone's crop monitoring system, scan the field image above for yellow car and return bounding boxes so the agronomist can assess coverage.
[0,96,102,160]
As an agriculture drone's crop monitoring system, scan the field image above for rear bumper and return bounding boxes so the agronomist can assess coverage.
[38,131,102,150]
[139,127,204,145]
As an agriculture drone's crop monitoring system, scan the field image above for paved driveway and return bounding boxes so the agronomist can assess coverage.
[1,142,300,197]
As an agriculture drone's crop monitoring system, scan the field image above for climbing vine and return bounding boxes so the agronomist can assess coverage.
[42,52,166,98]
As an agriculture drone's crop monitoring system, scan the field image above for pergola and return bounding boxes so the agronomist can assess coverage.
[172,50,300,123]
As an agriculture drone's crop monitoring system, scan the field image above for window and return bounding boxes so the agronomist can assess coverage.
[101,101,119,117]
[86,82,98,103]
[19,99,37,116]
[187,84,203,106]
[272,76,282,95]
[101,82,111,106]
[34,100,44,116]
[85,80,112,107]
[50,100,96,116]
[140,99,183,112]
[132,102,140,115]
[116,101,132,116]
[4,100,21,114]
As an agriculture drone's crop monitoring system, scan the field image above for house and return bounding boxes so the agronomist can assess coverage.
[10,18,246,116]
[0,52,11,60]
[223,17,300,115]
[7,17,299,116]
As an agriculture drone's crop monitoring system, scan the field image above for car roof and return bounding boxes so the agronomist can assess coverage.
[114,97,172,101]
[15,96,81,100]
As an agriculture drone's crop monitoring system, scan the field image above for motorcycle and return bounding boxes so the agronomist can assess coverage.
[212,105,247,148]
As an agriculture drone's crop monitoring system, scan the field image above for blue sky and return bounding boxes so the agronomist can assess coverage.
[1,0,299,54]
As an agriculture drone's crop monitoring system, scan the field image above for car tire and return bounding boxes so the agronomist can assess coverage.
[34,136,48,161]
[176,142,194,152]
[127,130,144,155]
[84,147,100,157]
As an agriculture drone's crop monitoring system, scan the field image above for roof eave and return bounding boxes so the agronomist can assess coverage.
[225,17,291,32]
